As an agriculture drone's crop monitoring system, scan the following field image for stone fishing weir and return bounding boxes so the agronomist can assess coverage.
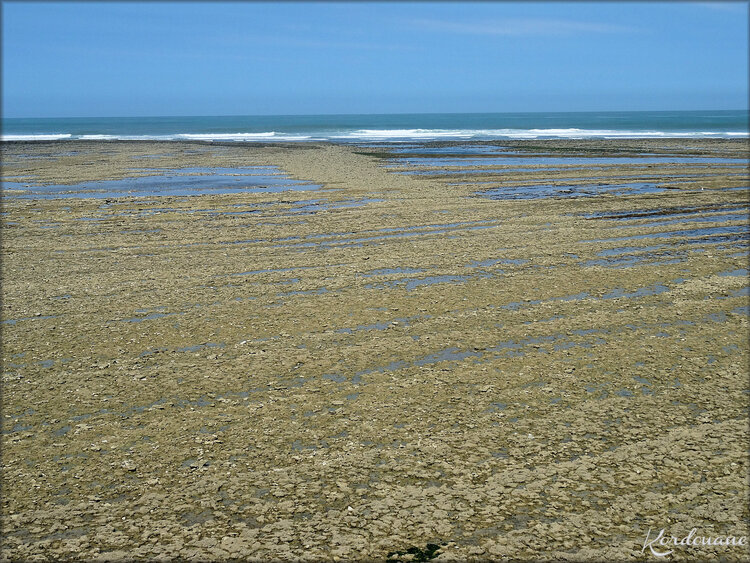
[1,138,748,560]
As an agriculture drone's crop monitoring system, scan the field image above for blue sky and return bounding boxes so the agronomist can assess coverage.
[2,1,748,117]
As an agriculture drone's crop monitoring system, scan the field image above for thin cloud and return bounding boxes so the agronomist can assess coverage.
[694,2,748,13]
[264,36,413,52]
[411,18,640,37]
[214,30,415,53]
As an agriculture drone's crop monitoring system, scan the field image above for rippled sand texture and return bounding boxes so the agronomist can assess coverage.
[2,139,748,561]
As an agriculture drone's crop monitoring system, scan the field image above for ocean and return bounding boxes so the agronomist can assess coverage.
[2,110,748,142]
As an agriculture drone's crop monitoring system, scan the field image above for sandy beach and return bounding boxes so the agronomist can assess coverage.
[1,139,748,561]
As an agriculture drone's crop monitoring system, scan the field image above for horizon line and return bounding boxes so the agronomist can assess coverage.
[4,108,749,121]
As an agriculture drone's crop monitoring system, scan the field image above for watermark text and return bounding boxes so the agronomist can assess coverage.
[642,528,747,557]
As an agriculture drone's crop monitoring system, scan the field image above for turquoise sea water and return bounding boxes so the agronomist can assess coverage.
[2,110,748,142]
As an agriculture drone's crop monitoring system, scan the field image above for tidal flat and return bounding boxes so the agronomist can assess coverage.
[1,138,749,561]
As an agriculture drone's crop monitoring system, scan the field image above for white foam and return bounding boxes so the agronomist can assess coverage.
[507,128,750,139]
[2,128,747,143]
[174,132,314,141]
[78,134,176,141]
[1,134,72,141]
[340,128,750,140]
[332,129,476,140]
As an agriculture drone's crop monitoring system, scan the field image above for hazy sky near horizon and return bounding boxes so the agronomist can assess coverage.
[2,1,748,118]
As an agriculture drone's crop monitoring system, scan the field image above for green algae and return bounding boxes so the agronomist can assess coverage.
[387,542,446,561]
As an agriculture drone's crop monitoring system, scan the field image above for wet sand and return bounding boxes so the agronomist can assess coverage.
[1,139,749,561]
